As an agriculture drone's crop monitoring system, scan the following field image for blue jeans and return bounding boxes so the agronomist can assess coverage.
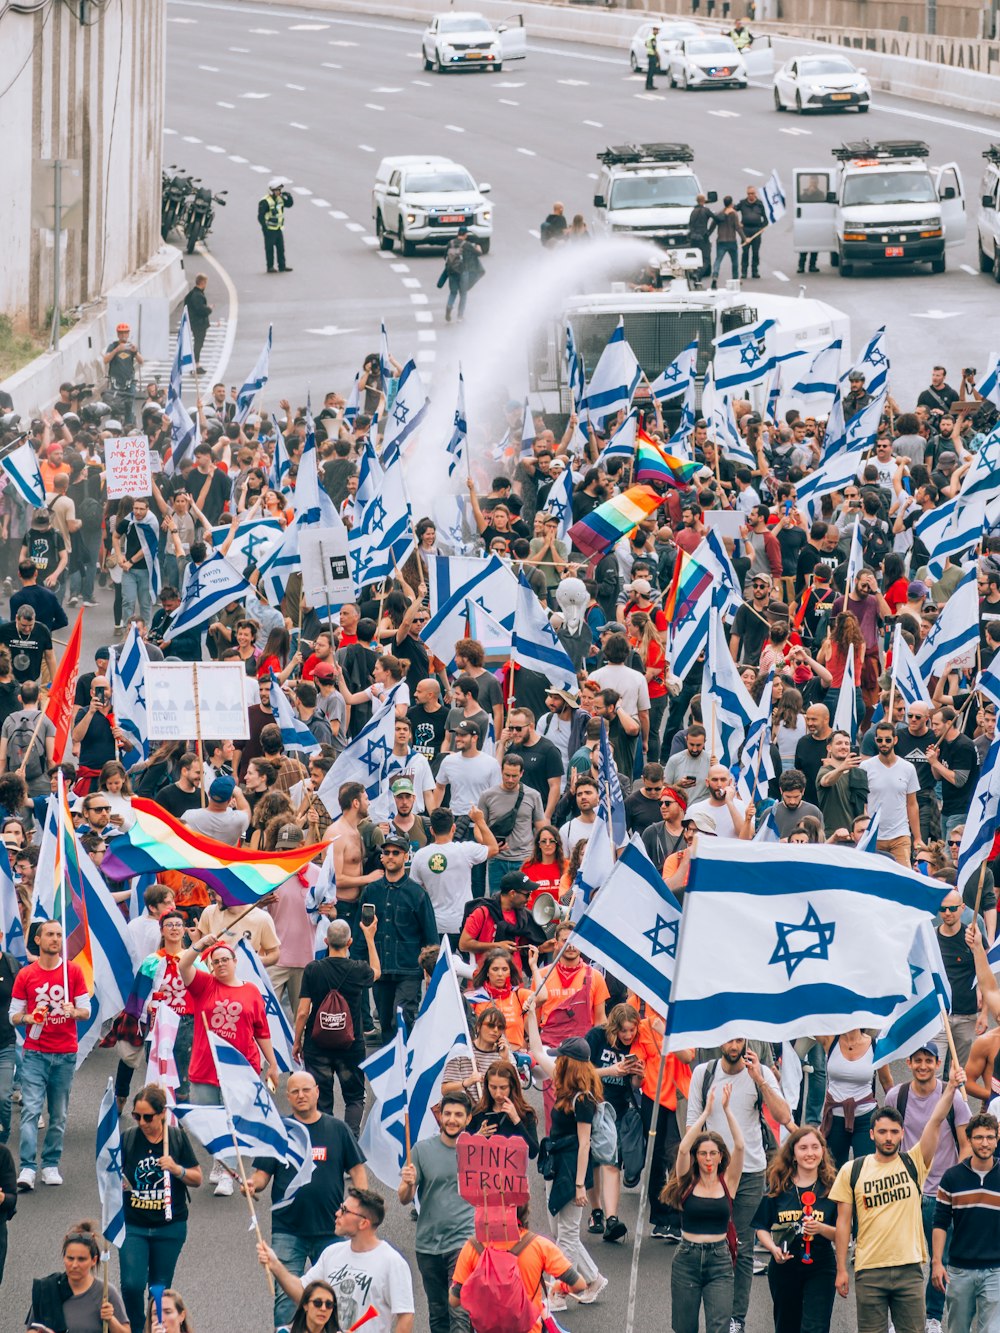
[946,1265,1000,1333]
[18,1049,75,1171]
[120,1219,188,1333]
[272,1230,335,1329]
[0,1046,14,1143]
[121,566,152,625]
[712,241,738,281]
[670,1238,734,1333]
[487,857,522,893]
[921,1194,949,1320]
[825,1110,874,1170]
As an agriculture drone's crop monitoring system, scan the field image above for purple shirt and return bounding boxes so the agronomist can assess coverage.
[884,1079,969,1196]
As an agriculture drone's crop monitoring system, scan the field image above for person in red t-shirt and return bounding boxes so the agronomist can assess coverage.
[10,920,91,1189]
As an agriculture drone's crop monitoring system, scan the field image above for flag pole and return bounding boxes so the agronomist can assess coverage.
[201,1013,275,1295]
[937,1001,969,1103]
[973,861,988,926]
[624,1022,672,1333]
[57,771,70,1000]
[100,1238,110,1333]
[710,698,718,766]
[192,662,206,808]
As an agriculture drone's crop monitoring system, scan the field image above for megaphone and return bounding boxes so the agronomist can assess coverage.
[531,894,572,928]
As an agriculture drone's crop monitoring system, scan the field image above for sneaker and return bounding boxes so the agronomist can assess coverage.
[925,1321,943,1333]
[753,1255,768,1274]
[213,1172,234,1197]
[651,1222,671,1238]
[587,1208,605,1235]
[1,577,11,596]
[730,1321,746,1333]
[17,1167,35,1192]
[548,1288,568,1312]
[68,596,79,608]
[41,1166,63,1186]
[603,1215,627,1243]
[577,1274,608,1305]
[209,1160,224,1183]
[82,599,98,607]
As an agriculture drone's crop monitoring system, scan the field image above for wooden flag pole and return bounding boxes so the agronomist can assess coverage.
[973,861,988,924]
[938,1002,970,1103]
[192,662,206,808]
[625,1024,671,1333]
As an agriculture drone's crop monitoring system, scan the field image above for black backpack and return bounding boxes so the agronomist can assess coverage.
[445,241,465,275]
[5,713,46,782]
[859,517,891,569]
[700,1059,777,1157]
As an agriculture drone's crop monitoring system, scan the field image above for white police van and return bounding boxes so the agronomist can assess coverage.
[977,144,1000,282]
[592,143,715,249]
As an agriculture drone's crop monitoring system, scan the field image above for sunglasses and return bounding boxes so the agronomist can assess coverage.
[132,1111,159,1123]
[947,839,962,847]
[381,848,405,856]
[88,806,111,813]
[940,905,961,913]
[308,1298,335,1310]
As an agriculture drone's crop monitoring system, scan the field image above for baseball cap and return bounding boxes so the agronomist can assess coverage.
[390,777,415,796]
[312,662,336,681]
[913,1041,940,1060]
[907,581,929,600]
[627,578,653,596]
[381,832,410,851]
[208,776,236,803]
[275,823,304,850]
[684,811,718,835]
[455,720,480,736]
[556,1036,592,1062]
[499,870,533,897]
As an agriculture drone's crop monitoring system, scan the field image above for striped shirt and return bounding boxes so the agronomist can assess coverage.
[933,1159,1000,1269]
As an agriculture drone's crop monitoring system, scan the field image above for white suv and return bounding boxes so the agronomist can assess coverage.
[372,156,492,256]
[977,144,1000,282]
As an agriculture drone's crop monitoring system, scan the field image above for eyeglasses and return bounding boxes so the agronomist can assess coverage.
[132,1111,159,1123]
[940,905,962,913]
[336,1203,365,1218]
[508,725,525,732]
[88,806,111,814]
[308,1298,336,1310]
[380,848,405,856]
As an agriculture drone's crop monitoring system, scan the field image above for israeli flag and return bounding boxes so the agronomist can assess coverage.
[855,326,890,398]
[977,353,1000,411]
[268,669,321,758]
[598,718,627,847]
[294,413,339,527]
[890,624,931,709]
[96,1077,126,1248]
[795,443,865,516]
[446,365,468,478]
[0,841,26,963]
[382,359,428,457]
[596,407,638,469]
[844,518,864,594]
[924,497,986,582]
[958,421,1000,504]
[511,572,577,691]
[569,814,614,922]
[915,565,980,683]
[256,517,302,608]
[197,1027,292,1159]
[832,643,858,745]
[379,320,393,387]
[234,937,300,1073]
[979,663,1000,713]
[165,309,198,476]
[343,373,361,428]
[542,465,574,543]
[170,551,252,638]
[213,515,285,575]
[712,318,779,392]
[735,667,774,806]
[753,804,782,843]
[704,368,755,468]
[269,424,291,492]
[574,836,679,1013]
[669,378,698,456]
[565,324,589,455]
[844,387,887,456]
[792,339,842,400]
[667,839,948,1046]
[348,447,414,594]
[873,921,951,1069]
[693,530,741,620]
[359,1020,409,1186]
[667,572,712,684]
[421,553,517,669]
[955,734,1000,888]
[110,625,150,769]
[651,338,698,403]
[856,805,882,854]
[703,601,756,767]
[270,1117,316,1216]
[131,515,162,603]
[235,324,273,424]
[0,442,45,508]
[584,318,641,424]
[519,398,536,462]
[819,393,847,462]
[316,688,401,819]
[761,170,787,224]
[70,821,135,1067]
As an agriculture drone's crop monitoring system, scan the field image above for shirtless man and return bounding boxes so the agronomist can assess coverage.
[965,1028,1000,1109]
[322,780,384,906]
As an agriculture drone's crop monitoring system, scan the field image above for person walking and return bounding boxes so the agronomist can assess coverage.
[709,197,745,288]
[645,25,660,89]
[932,1111,1000,1333]
[258,178,295,273]
[359,832,438,1038]
[689,193,714,279]
[29,1221,129,1333]
[735,186,768,280]
[440,228,484,324]
[182,274,212,372]
[819,1029,893,1169]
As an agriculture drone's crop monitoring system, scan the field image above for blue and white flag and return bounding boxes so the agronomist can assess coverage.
[0,442,45,508]
[542,465,574,543]
[565,324,590,455]
[110,625,149,769]
[256,518,302,608]
[819,393,847,463]
[669,378,698,456]
[204,1026,292,1158]
[761,170,786,224]
[348,447,414,593]
[667,571,713,684]
[977,354,1000,411]
[979,663,1000,713]
[752,803,782,843]
[596,408,638,469]
[169,552,252,639]
[844,520,864,600]
[890,624,931,709]
[96,1076,126,1248]
[796,443,866,515]
[693,531,741,620]
[270,1117,316,1216]
[574,836,680,1013]
[703,600,756,768]
[520,399,536,462]
[855,326,890,399]
[704,369,755,468]
[598,719,627,847]
[958,422,1000,505]
[915,565,980,682]
[268,670,321,758]
[234,937,299,1073]
[926,497,986,583]
[446,366,468,478]
[832,643,858,744]
[844,387,887,456]
[511,573,577,692]
[355,435,384,511]
[569,814,614,922]
[712,318,781,393]
[955,734,1000,888]
[165,310,198,476]
[792,339,842,401]
[872,921,951,1069]
[382,359,428,457]
[360,1019,409,1186]
[421,553,517,668]
[316,688,400,819]
[213,514,285,575]
[235,325,273,424]
[735,667,774,806]
[856,805,881,854]
[668,839,947,1046]
[0,841,26,963]
[343,373,360,429]
[269,424,291,492]
[651,339,698,403]
[294,413,339,528]
[124,513,161,603]
[584,318,641,425]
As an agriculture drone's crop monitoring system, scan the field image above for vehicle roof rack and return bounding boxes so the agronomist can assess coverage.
[597,142,694,166]
[983,144,1000,166]
[831,140,929,161]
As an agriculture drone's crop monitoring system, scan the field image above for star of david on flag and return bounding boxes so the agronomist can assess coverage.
[769,904,836,978]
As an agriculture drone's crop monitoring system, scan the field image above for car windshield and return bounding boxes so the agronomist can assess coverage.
[799,58,857,75]
[685,38,736,54]
[438,16,492,32]
[661,23,700,37]
[405,170,476,193]
[842,169,937,206]
[610,175,699,210]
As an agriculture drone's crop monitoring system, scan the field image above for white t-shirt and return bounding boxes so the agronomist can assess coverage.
[588,663,650,719]
[436,753,502,816]
[860,754,919,839]
[410,840,490,933]
[687,1060,782,1175]
[685,795,746,840]
[302,1239,414,1333]
[537,713,572,781]
[125,915,162,969]
[560,815,596,854]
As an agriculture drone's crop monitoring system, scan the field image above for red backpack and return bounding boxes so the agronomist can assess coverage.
[309,986,354,1050]
[460,1233,539,1333]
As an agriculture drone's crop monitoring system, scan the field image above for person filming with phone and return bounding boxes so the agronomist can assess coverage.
[72,674,133,793]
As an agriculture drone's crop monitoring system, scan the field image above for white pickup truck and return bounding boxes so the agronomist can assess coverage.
[372,155,493,256]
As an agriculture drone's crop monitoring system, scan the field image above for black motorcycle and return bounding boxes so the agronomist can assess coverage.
[161,166,196,240]
[183,186,227,254]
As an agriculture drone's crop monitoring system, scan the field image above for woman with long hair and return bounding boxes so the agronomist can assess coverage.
[772,686,806,772]
[247,790,295,850]
[257,625,291,680]
[281,1280,341,1333]
[662,1085,745,1333]
[818,611,864,719]
[131,740,186,801]
[100,759,135,830]
[468,948,539,1051]
[754,1126,838,1333]
[882,551,909,614]
[119,1084,202,1333]
[29,1220,128,1333]
[526,1004,608,1308]
[520,825,565,904]
[469,1059,539,1157]
[145,1288,194,1333]
[441,1006,511,1098]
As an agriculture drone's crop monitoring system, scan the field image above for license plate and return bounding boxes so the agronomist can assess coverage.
[885,245,904,257]
[440,214,465,223]
[831,92,851,100]
[465,51,483,58]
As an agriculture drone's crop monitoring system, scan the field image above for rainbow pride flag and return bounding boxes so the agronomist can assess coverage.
[568,485,664,559]
[101,798,327,907]
[634,432,702,489]
[53,780,94,994]
[664,549,714,626]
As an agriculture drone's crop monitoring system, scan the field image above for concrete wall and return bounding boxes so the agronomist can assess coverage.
[0,0,167,329]
[765,0,994,40]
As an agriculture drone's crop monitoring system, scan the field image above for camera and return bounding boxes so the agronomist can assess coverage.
[0,412,21,433]
[964,368,977,379]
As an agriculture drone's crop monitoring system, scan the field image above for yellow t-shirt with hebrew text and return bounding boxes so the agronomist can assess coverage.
[829,1142,929,1271]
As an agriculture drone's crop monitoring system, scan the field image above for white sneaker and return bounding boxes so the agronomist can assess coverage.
[209,1160,224,1183]
[213,1171,234,1196]
[548,1289,568,1312]
[576,1274,608,1305]
[925,1321,943,1333]
[40,1166,63,1186]
[17,1167,35,1192]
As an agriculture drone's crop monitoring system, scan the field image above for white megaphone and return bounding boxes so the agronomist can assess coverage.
[531,893,572,929]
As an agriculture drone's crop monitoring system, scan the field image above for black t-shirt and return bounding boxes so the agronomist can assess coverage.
[73,706,118,769]
[300,956,376,1058]
[794,733,832,806]
[184,467,231,526]
[0,951,21,1050]
[394,633,430,697]
[894,729,937,794]
[21,529,65,576]
[937,924,978,1013]
[506,736,563,805]
[917,383,958,412]
[253,1112,366,1239]
[730,602,769,666]
[751,1185,836,1268]
[407,703,449,773]
[122,1125,199,1226]
[155,783,204,820]
[625,789,662,836]
[106,341,139,387]
[585,1024,638,1118]
[938,733,979,817]
[775,526,806,578]
[0,621,52,683]
[795,545,826,596]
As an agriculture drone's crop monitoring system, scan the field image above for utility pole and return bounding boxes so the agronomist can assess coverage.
[50,159,63,352]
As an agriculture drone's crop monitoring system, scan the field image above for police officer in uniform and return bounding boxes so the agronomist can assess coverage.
[689,193,713,279]
[257,178,295,273]
[728,17,754,48]
[645,25,660,90]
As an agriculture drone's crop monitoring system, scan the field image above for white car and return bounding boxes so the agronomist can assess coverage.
[773,54,871,113]
[667,36,748,89]
[372,156,492,255]
[421,11,526,73]
[628,19,703,72]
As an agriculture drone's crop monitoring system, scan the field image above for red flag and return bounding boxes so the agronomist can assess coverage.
[45,610,83,762]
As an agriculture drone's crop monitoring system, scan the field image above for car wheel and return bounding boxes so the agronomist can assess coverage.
[630,52,638,72]
[931,255,946,274]
[669,70,676,87]
[830,251,839,268]
[979,237,992,273]
[838,247,854,277]
[433,52,443,73]
[423,50,433,71]
[993,249,1000,283]
[376,213,393,252]
[795,91,803,113]
[399,223,416,257]
[857,102,869,113]
[681,71,689,89]
[479,238,491,255]
[773,87,783,110]
[493,62,502,72]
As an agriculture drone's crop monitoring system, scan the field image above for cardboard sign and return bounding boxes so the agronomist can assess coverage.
[456,1133,529,1206]
[105,435,153,501]
[146,661,250,740]
[299,525,354,609]
[703,508,745,540]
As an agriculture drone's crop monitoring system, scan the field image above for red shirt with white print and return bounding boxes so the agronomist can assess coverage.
[185,969,268,1085]
[12,960,89,1054]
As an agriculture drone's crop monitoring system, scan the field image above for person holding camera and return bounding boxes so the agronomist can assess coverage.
[72,673,132,791]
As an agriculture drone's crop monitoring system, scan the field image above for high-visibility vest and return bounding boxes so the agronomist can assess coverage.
[260,193,285,231]
[646,33,658,58]
[729,27,752,48]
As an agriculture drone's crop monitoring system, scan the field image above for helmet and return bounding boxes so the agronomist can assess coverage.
[80,402,110,425]
[103,420,123,434]
[116,323,130,334]
[268,178,284,190]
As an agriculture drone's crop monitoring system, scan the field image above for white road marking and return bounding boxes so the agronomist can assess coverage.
[446,124,465,133]
[411,80,432,87]
[418,350,437,362]
[287,83,306,90]
[498,98,519,106]
[228,154,248,162]
[773,270,790,282]
[365,103,386,111]
[960,264,979,275]
[583,119,603,127]
[205,145,226,153]
[163,128,177,135]
[528,228,540,239]
[529,42,620,64]
[198,65,219,71]
[293,186,313,196]
[410,293,429,305]
[330,210,348,219]
[418,330,437,341]
[779,126,812,135]
[249,27,278,34]
[415,311,434,323]
[358,144,375,153]
[517,147,536,156]
[240,91,270,99]
[290,122,309,130]
[169,15,197,21]
[869,100,1000,137]
[329,39,359,46]
[183,135,202,143]
[306,326,360,336]
[391,263,410,272]
[402,278,421,288]
[289,22,329,29]
[228,46,249,52]
[494,81,524,88]
[321,62,343,70]
[558,79,589,86]
[346,222,366,232]
[361,236,378,246]
[249,165,271,173]
[373,86,404,93]
[911,309,962,319]
[708,109,740,118]
[634,92,666,101]
[217,102,235,109]
[311,198,332,207]
[743,167,765,177]
[587,172,598,180]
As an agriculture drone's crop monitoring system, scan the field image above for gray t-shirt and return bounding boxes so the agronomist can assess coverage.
[468,669,503,721]
[436,753,501,816]
[2,707,55,796]
[411,1134,475,1254]
[182,805,250,846]
[58,1281,127,1333]
[480,781,545,861]
[446,706,490,749]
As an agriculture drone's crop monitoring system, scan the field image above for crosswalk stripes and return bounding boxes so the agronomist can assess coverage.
[140,320,229,393]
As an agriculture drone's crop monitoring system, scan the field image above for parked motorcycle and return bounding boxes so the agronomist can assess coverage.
[161,166,196,240]
[183,186,227,254]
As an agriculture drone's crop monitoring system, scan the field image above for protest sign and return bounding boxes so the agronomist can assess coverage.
[105,435,153,500]
[456,1133,529,1206]
[146,662,249,740]
[299,525,354,609]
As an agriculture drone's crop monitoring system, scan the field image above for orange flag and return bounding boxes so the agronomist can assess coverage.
[45,610,83,763]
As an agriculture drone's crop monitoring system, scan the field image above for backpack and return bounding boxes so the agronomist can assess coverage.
[309,985,354,1050]
[859,517,891,569]
[5,713,45,782]
[849,1149,920,1225]
[575,1092,619,1166]
[460,1233,539,1333]
[700,1058,777,1158]
[445,241,465,275]
[895,1083,959,1150]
